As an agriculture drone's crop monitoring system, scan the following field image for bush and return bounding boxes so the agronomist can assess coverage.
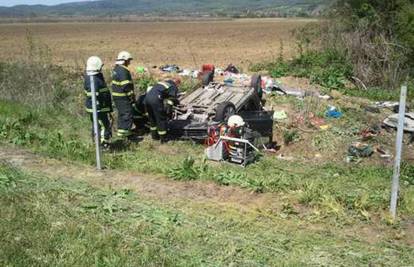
[323,0,414,89]
[251,49,352,90]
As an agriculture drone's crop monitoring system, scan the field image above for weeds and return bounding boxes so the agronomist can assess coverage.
[283,129,300,145]
[251,49,352,90]
[1,163,412,266]
[169,156,199,181]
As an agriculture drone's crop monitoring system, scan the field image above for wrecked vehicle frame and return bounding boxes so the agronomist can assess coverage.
[169,75,274,141]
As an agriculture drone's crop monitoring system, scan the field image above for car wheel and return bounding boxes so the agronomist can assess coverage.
[250,74,262,98]
[202,71,214,86]
[214,102,236,122]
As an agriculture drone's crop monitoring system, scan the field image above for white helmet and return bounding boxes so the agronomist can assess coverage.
[227,115,245,127]
[116,51,133,64]
[86,56,103,75]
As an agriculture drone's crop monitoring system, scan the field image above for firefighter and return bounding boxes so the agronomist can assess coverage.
[144,78,181,143]
[84,56,113,148]
[133,93,148,132]
[111,51,137,139]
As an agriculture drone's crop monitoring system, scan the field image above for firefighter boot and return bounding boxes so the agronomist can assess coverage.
[151,130,160,140]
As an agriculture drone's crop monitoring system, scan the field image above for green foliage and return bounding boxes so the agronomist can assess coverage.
[1,163,413,266]
[213,170,265,192]
[134,74,156,93]
[169,156,199,181]
[329,0,414,88]
[283,129,300,145]
[401,162,414,186]
[251,49,352,90]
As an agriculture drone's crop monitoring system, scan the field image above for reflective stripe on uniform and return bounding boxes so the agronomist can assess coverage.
[158,131,167,135]
[112,80,132,86]
[117,129,132,137]
[84,87,110,96]
[166,99,174,106]
[158,82,170,89]
[112,91,134,97]
[98,120,105,142]
[86,107,111,113]
[150,127,157,131]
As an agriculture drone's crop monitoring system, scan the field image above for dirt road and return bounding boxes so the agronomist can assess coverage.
[0,145,282,212]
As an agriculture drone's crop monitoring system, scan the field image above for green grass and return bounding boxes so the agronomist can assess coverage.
[250,50,414,102]
[1,163,413,266]
[1,99,413,223]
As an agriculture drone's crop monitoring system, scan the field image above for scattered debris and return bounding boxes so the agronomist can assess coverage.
[159,64,180,73]
[308,113,326,128]
[273,110,288,121]
[360,125,381,140]
[319,124,331,131]
[262,142,280,153]
[347,142,374,161]
[325,106,343,119]
[376,146,392,159]
[224,64,239,74]
[383,113,414,132]
[374,101,399,109]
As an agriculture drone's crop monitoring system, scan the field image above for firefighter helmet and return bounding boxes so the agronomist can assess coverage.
[86,56,103,75]
[116,51,133,64]
[227,115,245,127]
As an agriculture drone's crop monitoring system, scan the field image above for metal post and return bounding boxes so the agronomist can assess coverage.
[390,85,407,218]
[89,74,102,170]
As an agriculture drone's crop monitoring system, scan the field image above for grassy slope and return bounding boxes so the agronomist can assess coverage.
[1,163,413,266]
[0,57,413,265]
[1,98,414,226]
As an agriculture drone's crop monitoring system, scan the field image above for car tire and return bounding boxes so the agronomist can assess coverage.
[214,102,236,122]
[202,71,214,86]
[250,74,262,98]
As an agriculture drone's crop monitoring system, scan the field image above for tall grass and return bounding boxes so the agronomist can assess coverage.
[1,163,413,266]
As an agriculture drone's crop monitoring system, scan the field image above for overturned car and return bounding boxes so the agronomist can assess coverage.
[169,75,274,141]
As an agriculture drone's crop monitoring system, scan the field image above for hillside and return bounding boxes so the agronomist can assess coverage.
[0,0,330,18]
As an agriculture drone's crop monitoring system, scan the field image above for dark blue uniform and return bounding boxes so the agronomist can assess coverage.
[84,72,113,144]
[112,64,135,138]
[144,80,179,141]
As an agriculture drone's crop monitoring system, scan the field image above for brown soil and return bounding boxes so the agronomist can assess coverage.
[0,18,314,70]
[0,145,282,213]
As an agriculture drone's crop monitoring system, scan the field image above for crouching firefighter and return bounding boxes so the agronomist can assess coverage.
[112,51,138,140]
[144,78,181,143]
[84,56,113,149]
